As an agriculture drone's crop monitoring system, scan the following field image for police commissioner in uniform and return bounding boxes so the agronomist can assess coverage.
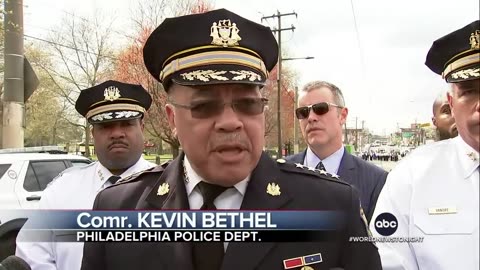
[80,9,381,270]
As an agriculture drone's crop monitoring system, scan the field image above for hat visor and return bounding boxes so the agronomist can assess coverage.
[168,64,267,87]
[446,63,480,83]
[88,110,143,124]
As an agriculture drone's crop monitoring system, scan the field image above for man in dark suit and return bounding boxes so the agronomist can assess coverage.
[81,9,381,270]
[287,81,388,223]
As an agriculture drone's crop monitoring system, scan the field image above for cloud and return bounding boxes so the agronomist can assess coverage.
[25,0,479,135]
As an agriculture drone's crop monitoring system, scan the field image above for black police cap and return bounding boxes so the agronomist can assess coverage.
[143,8,279,90]
[426,20,479,82]
[75,80,152,124]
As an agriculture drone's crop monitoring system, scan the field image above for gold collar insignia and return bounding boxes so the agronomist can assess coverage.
[157,183,170,196]
[266,182,281,196]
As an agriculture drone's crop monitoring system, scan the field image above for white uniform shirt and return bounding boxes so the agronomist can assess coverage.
[370,136,479,270]
[15,157,156,270]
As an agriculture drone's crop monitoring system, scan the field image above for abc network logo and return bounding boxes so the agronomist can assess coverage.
[374,212,398,236]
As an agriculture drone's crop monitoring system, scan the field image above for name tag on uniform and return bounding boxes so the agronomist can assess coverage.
[428,207,457,215]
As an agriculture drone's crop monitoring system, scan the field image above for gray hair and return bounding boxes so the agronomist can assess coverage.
[301,80,346,107]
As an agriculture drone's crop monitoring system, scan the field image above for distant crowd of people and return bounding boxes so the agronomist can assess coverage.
[361,151,400,162]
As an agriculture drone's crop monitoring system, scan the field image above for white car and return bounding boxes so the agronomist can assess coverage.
[0,148,91,260]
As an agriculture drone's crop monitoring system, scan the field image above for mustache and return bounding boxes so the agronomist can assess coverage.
[210,133,250,151]
[108,140,129,149]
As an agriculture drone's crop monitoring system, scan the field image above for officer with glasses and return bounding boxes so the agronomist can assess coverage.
[286,80,387,223]
[81,9,381,270]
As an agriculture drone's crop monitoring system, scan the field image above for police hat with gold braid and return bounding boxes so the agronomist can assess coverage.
[75,80,152,124]
[143,8,279,90]
[426,20,480,82]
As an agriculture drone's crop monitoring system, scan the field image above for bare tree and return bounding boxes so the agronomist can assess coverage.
[23,45,80,146]
[130,0,214,31]
[113,0,213,158]
[33,14,116,156]
[130,0,171,32]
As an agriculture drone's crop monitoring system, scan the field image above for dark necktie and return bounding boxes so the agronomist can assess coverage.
[193,181,229,270]
[316,161,326,171]
[107,175,121,185]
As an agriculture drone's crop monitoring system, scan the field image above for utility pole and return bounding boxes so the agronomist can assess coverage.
[3,0,24,148]
[293,86,298,154]
[262,11,296,158]
[361,120,365,150]
[355,117,358,151]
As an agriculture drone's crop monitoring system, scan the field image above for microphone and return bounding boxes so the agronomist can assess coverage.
[0,256,31,270]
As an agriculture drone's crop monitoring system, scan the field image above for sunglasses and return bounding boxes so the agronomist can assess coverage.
[295,102,343,119]
[169,97,268,119]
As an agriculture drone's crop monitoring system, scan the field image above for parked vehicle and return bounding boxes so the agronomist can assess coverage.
[0,146,91,260]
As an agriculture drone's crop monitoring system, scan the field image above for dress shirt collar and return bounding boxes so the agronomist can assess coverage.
[304,146,345,174]
[454,136,480,179]
[183,155,249,196]
[96,156,150,183]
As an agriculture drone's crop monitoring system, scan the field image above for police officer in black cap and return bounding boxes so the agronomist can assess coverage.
[16,80,156,270]
[371,20,479,269]
[81,9,381,270]
[75,80,155,176]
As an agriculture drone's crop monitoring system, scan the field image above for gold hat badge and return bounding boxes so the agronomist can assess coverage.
[267,182,281,196]
[210,19,241,47]
[157,183,170,196]
[104,86,121,101]
[470,30,480,50]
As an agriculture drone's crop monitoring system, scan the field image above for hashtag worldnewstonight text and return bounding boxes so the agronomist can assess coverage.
[349,236,424,243]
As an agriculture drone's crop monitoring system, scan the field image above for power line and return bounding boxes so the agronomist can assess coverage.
[24,34,119,62]
[23,33,144,68]
[349,0,366,78]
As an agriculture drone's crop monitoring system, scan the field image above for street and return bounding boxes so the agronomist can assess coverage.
[369,160,399,172]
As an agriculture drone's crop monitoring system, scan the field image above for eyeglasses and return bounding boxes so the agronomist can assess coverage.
[295,102,343,119]
[169,97,268,119]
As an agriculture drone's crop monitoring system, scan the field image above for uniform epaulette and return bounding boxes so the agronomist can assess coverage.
[115,163,168,185]
[275,158,348,185]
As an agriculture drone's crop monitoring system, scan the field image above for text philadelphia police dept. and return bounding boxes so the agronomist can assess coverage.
[75,211,277,242]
